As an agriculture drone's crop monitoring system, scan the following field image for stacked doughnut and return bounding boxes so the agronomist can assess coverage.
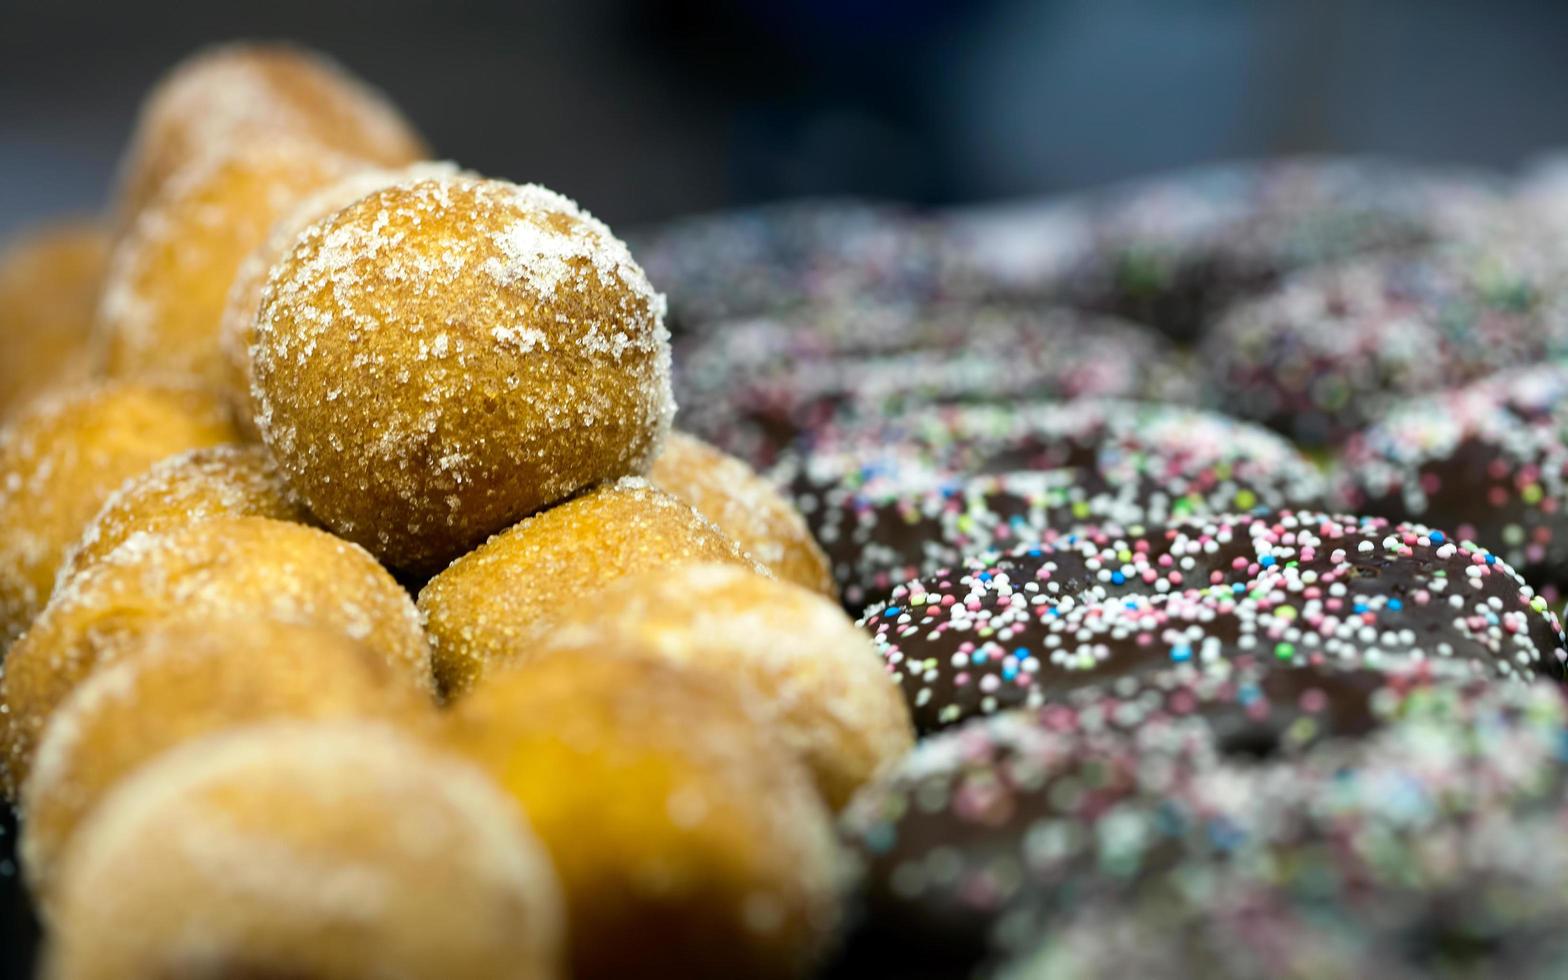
[7,37,1568,980]
[0,42,918,980]
[644,159,1568,977]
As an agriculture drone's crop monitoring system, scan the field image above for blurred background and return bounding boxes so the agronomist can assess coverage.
[4,0,1568,236]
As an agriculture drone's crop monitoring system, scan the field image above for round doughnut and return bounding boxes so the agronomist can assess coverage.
[19,618,433,898]
[0,221,109,420]
[1,515,434,796]
[112,42,427,230]
[837,663,1568,978]
[218,161,461,436]
[785,400,1326,611]
[540,563,912,808]
[43,721,563,980]
[448,653,841,979]
[418,477,755,697]
[1199,242,1567,447]
[56,444,303,588]
[1055,157,1502,341]
[252,173,675,572]
[861,510,1567,735]
[1336,363,1568,600]
[676,300,1195,465]
[650,432,833,595]
[97,135,366,387]
[0,380,237,649]
[630,199,976,332]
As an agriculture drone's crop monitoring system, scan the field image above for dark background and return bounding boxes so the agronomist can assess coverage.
[6,0,1568,238]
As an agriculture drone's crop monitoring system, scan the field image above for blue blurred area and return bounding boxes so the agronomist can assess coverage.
[2,0,1567,235]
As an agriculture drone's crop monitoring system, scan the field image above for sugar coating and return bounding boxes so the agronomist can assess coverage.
[677,301,1196,465]
[651,433,834,596]
[542,563,912,809]
[0,380,237,651]
[113,42,427,230]
[418,477,756,697]
[56,444,303,591]
[1337,362,1568,599]
[861,510,1568,735]
[252,174,675,572]
[97,135,366,388]
[44,721,563,980]
[0,515,434,797]
[218,161,464,437]
[781,399,1326,611]
[842,663,1568,977]
[20,618,431,900]
[0,221,110,421]
[448,653,841,980]
[1201,240,1568,446]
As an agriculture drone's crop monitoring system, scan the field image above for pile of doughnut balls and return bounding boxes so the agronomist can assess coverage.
[6,41,1568,980]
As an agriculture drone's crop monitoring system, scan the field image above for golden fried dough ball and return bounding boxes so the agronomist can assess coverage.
[57,444,303,588]
[98,136,366,388]
[0,221,110,420]
[448,655,841,980]
[0,381,237,649]
[113,42,427,230]
[252,174,674,572]
[219,162,461,436]
[44,721,563,980]
[542,564,911,809]
[419,478,754,696]
[1,515,433,796]
[20,618,433,899]
[651,432,834,595]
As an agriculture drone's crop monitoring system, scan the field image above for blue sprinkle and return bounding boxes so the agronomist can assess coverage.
[1169,644,1192,662]
[1485,554,1497,565]
[1260,556,1277,567]
[1388,598,1403,611]
[1014,647,1030,658]
[1002,667,1018,680]
[1111,571,1126,585]
[979,572,993,582]
[1232,582,1246,593]
[1354,602,1368,614]
[1431,531,1446,543]
[972,651,987,664]
[883,607,901,618]
[1028,548,1043,558]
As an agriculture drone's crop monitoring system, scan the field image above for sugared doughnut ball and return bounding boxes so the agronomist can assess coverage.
[862,511,1567,735]
[0,381,237,649]
[44,721,563,980]
[677,301,1195,465]
[1200,242,1568,447]
[98,136,366,388]
[448,654,841,980]
[838,664,1568,978]
[418,477,753,696]
[113,42,427,230]
[0,222,110,420]
[542,564,912,809]
[786,400,1326,611]
[252,174,675,572]
[56,444,303,588]
[1336,363,1568,600]
[651,433,833,595]
[20,618,432,898]
[219,162,461,436]
[1,515,433,796]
